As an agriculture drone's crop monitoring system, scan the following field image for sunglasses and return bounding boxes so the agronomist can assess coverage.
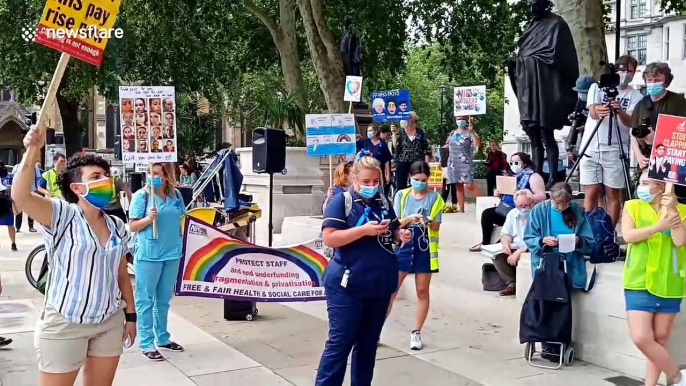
[509,161,521,166]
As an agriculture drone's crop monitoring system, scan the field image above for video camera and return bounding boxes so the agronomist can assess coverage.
[568,110,587,130]
[598,61,624,100]
[631,117,652,139]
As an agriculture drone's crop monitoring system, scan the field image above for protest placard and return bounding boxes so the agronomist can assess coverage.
[344,76,363,102]
[428,163,443,190]
[34,0,122,66]
[176,218,329,302]
[647,114,686,185]
[306,114,356,157]
[454,86,487,116]
[120,86,178,164]
[370,90,412,123]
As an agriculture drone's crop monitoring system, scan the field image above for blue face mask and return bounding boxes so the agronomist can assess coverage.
[410,179,427,191]
[147,176,163,189]
[367,132,375,139]
[456,120,467,128]
[359,184,379,199]
[636,185,655,202]
[518,208,532,217]
[646,82,665,97]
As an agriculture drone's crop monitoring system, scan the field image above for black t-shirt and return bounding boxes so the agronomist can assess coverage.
[631,91,686,128]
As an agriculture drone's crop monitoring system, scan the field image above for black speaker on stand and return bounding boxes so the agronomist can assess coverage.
[252,127,287,247]
[129,172,144,194]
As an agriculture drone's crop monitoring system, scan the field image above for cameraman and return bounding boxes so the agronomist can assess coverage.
[631,62,686,171]
[566,75,595,152]
[580,55,643,227]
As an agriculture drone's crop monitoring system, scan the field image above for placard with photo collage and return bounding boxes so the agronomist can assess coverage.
[119,86,178,163]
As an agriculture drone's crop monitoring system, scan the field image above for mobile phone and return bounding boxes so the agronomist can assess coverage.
[380,219,391,225]
[124,336,132,348]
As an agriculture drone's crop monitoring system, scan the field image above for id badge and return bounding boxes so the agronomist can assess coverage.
[341,269,350,288]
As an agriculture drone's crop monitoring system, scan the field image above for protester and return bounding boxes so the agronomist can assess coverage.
[129,163,187,361]
[494,189,535,296]
[471,152,546,252]
[42,153,66,198]
[523,182,594,360]
[391,112,431,191]
[389,161,445,350]
[439,146,457,206]
[358,125,392,192]
[179,163,197,187]
[13,126,136,386]
[444,116,483,212]
[621,169,686,386]
[485,141,508,196]
[0,163,17,251]
[322,162,352,213]
[315,153,411,385]
[11,162,41,232]
[580,55,642,226]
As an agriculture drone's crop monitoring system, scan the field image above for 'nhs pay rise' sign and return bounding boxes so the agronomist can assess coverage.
[306,114,356,157]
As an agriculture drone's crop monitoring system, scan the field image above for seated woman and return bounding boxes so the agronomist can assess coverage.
[621,170,686,386]
[471,152,546,252]
[322,161,352,213]
[523,182,594,360]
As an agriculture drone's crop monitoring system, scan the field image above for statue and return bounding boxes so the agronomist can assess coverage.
[507,0,579,186]
[340,16,362,77]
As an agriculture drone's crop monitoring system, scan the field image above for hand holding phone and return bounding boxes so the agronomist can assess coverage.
[380,219,391,226]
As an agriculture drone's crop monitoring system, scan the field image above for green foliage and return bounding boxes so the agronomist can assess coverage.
[175,92,220,165]
[657,0,686,14]
[256,85,306,135]
[473,161,487,179]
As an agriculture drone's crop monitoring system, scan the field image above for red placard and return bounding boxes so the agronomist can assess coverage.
[647,114,686,185]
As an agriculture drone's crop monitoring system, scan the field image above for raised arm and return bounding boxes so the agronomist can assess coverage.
[11,127,53,228]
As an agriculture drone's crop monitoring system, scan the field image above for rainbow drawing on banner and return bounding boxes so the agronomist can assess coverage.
[183,237,328,286]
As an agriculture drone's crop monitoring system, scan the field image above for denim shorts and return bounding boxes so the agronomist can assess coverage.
[624,290,682,314]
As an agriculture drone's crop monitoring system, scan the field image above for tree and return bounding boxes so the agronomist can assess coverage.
[555,0,608,78]
[175,92,220,169]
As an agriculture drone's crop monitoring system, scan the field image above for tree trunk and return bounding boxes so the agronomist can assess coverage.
[241,0,307,108]
[297,0,346,113]
[555,0,608,78]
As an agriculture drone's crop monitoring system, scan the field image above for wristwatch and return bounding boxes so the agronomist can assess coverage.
[125,312,137,323]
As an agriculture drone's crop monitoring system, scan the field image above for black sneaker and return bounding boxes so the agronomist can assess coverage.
[11,243,17,251]
[158,342,184,352]
[541,344,560,362]
[29,228,37,233]
[0,337,12,348]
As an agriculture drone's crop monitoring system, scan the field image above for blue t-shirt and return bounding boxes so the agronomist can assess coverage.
[502,173,533,206]
[550,206,574,254]
[129,189,188,261]
[357,139,393,169]
[321,191,399,298]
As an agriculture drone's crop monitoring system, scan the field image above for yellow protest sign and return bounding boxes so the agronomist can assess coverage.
[428,162,443,190]
[34,0,123,66]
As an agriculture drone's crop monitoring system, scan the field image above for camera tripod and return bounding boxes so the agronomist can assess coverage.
[565,102,634,200]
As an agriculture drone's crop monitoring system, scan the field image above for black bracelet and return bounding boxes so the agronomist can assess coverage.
[125,312,137,323]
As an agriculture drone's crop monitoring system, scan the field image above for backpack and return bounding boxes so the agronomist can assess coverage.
[342,190,391,217]
[586,208,619,264]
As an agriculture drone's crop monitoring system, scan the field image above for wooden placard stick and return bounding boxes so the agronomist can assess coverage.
[149,163,158,238]
[21,53,71,171]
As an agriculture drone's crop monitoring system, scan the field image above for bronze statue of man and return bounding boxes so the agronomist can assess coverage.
[507,0,579,186]
[340,16,362,76]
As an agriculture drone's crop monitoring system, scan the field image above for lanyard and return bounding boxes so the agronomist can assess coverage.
[355,205,387,227]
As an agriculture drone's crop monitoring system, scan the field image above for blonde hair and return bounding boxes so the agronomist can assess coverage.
[353,155,381,176]
[148,162,177,196]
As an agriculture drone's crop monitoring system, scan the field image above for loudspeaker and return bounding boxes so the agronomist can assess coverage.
[252,127,286,174]
[129,172,144,194]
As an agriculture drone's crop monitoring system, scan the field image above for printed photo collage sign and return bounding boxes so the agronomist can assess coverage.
[120,86,178,163]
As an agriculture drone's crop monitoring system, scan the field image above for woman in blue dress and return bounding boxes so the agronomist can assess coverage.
[316,153,412,386]
[0,162,16,251]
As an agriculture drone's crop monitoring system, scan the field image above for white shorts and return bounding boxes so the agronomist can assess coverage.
[579,150,626,189]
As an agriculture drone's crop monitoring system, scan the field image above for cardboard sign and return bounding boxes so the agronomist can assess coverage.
[344,76,363,102]
[305,114,356,156]
[496,176,517,195]
[648,114,686,185]
[454,86,487,116]
[34,0,122,66]
[428,163,443,190]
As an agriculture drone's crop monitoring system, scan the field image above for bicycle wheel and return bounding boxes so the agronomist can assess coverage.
[25,244,46,290]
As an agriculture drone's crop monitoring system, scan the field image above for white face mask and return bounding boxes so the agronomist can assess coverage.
[400,120,408,129]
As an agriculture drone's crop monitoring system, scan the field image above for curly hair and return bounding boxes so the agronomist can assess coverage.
[58,155,111,204]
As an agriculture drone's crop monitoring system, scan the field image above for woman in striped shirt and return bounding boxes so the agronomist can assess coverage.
[12,127,137,386]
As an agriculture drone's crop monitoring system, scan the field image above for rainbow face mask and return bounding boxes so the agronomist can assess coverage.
[78,177,115,209]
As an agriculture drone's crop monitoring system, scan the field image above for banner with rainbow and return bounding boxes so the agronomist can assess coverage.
[176,217,329,302]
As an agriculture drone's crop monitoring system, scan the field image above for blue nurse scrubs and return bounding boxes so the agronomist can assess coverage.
[315,190,399,386]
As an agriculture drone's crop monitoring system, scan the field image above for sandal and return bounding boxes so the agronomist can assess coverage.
[158,342,184,352]
[469,244,482,252]
[143,350,164,361]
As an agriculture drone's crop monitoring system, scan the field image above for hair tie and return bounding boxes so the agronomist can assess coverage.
[356,149,371,161]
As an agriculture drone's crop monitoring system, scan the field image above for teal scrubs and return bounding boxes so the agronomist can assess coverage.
[129,188,187,352]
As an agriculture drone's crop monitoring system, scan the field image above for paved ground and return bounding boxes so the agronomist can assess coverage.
[0,212,644,385]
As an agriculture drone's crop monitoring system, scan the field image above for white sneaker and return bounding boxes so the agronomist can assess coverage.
[410,331,423,350]
[675,370,686,385]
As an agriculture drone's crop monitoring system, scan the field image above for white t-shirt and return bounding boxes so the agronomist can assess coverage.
[501,209,528,248]
[580,83,643,153]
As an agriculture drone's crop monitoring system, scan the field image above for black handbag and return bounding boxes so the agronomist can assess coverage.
[495,200,513,217]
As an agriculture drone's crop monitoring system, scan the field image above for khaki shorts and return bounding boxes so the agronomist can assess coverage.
[579,150,626,189]
[34,306,125,373]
